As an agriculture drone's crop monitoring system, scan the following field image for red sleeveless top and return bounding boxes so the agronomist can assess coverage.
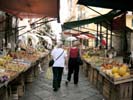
[69,47,78,58]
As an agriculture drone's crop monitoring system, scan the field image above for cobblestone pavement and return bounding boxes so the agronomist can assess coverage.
[21,64,104,100]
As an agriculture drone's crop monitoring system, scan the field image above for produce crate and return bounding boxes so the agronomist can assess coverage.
[18,84,25,97]
[0,87,8,100]
[89,66,94,84]
[93,68,98,87]
[87,63,91,81]
[97,72,104,93]
[17,75,25,97]
[25,68,34,83]
[82,62,87,75]
[110,82,132,100]
[11,85,19,100]
[130,68,133,75]
[105,73,131,82]
[102,78,111,100]
[81,61,84,72]
[84,63,89,77]
[7,86,12,100]
[34,65,39,77]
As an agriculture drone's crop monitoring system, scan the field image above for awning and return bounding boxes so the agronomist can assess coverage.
[0,0,60,19]
[77,0,133,11]
[62,10,124,30]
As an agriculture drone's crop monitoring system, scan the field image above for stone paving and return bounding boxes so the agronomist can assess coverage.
[21,63,104,100]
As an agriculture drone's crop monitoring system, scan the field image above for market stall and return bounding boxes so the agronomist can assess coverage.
[82,50,133,100]
[0,50,49,99]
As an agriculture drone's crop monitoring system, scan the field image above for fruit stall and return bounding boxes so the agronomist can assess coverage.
[0,50,49,100]
[82,52,133,100]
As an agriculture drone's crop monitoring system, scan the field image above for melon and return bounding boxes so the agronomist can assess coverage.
[118,67,127,76]
[112,67,118,74]
[113,73,121,79]
[123,72,130,77]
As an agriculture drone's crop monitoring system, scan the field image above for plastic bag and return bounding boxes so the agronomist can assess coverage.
[63,67,68,75]
[45,67,52,80]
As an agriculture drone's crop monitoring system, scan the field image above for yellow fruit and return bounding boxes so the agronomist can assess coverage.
[118,67,127,76]
[113,73,121,79]
[112,67,118,74]
[121,64,128,71]
[123,72,130,77]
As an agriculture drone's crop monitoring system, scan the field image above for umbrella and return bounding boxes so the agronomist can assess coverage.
[66,36,77,41]
[76,34,89,39]
[65,36,77,46]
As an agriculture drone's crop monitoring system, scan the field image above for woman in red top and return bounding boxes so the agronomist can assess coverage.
[66,41,81,86]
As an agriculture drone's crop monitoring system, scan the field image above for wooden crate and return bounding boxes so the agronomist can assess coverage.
[89,67,94,84]
[97,72,104,93]
[82,62,87,75]
[84,63,90,77]
[18,84,25,97]
[7,86,12,100]
[130,68,133,75]
[119,82,132,100]
[34,65,39,77]
[93,68,98,87]
[102,78,111,100]
[110,82,132,100]
[25,68,34,83]
[0,87,8,100]
[11,85,19,100]
[87,64,91,81]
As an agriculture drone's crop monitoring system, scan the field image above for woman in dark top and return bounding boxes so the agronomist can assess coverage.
[66,41,81,86]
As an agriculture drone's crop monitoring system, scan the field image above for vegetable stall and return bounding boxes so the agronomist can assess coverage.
[0,50,49,100]
[82,50,133,100]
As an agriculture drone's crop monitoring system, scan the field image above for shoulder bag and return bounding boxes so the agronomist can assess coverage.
[49,50,64,67]
[77,49,83,65]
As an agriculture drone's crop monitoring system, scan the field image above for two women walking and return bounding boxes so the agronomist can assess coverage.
[50,41,82,92]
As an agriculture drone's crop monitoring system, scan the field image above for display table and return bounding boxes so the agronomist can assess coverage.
[83,58,133,100]
[0,52,49,100]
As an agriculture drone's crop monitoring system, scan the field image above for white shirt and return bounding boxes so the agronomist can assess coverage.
[51,48,67,68]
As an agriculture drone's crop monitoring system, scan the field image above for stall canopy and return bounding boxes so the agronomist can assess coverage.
[77,0,133,11]
[0,0,60,19]
[62,10,124,30]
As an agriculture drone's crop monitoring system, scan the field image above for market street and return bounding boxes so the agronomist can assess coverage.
[21,63,103,100]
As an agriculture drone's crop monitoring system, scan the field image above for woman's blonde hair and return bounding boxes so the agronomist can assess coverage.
[73,41,80,46]
[57,41,63,48]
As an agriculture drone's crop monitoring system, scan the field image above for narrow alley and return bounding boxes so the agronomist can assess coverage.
[21,62,103,100]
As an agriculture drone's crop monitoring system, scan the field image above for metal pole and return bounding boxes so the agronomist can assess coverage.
[106,24,108,49]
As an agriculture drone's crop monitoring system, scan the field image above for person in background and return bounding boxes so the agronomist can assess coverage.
[66,41,81,86]
[51,42,67,92]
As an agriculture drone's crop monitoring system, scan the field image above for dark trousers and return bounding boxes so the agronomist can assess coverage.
[52,67,63,89]
[67,58,80,84]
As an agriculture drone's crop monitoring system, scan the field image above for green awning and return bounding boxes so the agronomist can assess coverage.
[77,0,132,11]
[62,10,124,30]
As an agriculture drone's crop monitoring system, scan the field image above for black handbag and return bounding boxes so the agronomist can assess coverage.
[77,49,83,65]
[49,50,64,67]
[77,57,83,65]
[49,59,54,67]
